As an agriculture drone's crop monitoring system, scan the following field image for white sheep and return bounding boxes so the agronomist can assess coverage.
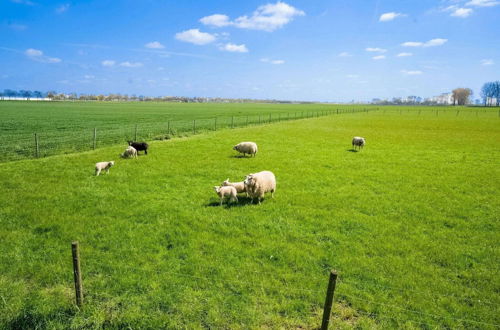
[95,161,114,176]
[121,146,137,159]
[352,137,366,150]
[222,178,247,196]
[214,186,238,206]
[244,171,276,204]
[233,142,258,157]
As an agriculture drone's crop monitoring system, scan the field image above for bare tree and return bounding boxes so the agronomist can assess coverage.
[452,88,472,105]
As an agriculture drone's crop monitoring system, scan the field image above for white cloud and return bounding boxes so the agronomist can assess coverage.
[7,23,28,31]
[219,43,248,53]
[365,47,387,53]
[397,52,412,57]
[11,0,35,5]
[466,0,500,7]
[451,7,473,17]
[84,74,95,79]
[175,29,216,45]
[46,57,61,63]
[372,55,386,60]
[56,3,69,14]
[233,1,305,31]
[200,14,231,27]
[101,60,115,67]
[25,48,42,57]
[346,74,359,78]
[338,52,352,57]
[401,38,447,47]
[260,58,284,64]
[120,61,143,68]
[401,70,423,75]
[379,12,406,22]
[145,41,165,49]
[480,59,494,65]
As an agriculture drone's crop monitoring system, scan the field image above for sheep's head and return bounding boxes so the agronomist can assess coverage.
[127,141,133,146]
[222,179,230,186]
[232,145,238,150]
[244,174,255,186]
[110,161,115,166]
[214,186,220,193]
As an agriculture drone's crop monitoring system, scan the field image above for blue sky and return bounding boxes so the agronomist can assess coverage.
[1,0,499,102]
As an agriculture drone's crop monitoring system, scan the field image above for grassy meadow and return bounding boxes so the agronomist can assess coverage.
[0,105,499,328]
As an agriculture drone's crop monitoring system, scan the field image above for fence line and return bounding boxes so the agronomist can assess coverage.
[0,107,376,163]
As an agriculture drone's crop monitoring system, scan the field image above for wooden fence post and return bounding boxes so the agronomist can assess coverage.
[93,128,97,150]
[34,133,39,158]
[269,113,272,123]
[71,241,83,308]
[246,116,249,126]
[259,115,261,124]
[193,120,196,134]
[134,125,138,141]
[231,116,234,128]
[214,118,217,131]
[321,270,338,330]
[168,121,170,135]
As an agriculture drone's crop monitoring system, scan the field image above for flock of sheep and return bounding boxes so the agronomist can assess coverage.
[94,137,365,206]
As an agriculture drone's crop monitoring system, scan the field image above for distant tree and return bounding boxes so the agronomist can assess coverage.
[452,88,472,105]
[33,91,43,99]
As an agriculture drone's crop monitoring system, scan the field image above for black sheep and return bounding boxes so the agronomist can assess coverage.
[127,141,149,155]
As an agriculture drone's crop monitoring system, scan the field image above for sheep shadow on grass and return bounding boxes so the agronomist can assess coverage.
[347,148,359,152]
[229,154,254,159]
[205,196,259,208]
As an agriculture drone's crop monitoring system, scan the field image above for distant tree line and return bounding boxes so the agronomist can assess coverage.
[1,89,46,99]
[480,81,500,106]
[451,88,473,106]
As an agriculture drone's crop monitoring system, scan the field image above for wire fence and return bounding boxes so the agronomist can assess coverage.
[0,108,377,163]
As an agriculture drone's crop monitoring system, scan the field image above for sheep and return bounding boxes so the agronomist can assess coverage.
[221,178,247,196]
[352,137,366,150]
[127,141,149,155]
[214,186,238,206]
[233,142,258,157]
[121,146,137,159]
[243,171,276,204]
[95,161,114,176]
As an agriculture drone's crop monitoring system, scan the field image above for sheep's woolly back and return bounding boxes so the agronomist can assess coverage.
[95,161,114,170]
[245,171,276,198]
[222,180,246,193]
[352,137,366,146]
[234,142,258,155]
[215,185,237,198]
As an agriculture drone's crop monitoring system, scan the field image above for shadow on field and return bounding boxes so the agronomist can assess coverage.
[205,196,259,208]
[347,149,359,152]
[229,154,254,159]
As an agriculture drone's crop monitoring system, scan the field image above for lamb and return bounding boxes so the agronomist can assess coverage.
[243,170,276,204]
[95,161,114,176]
[214,186,238,206]
[233,142,258,157]
[352,137,366,150]
[222,178,247,196]
[127,141,149,155]
[121,146,137,159]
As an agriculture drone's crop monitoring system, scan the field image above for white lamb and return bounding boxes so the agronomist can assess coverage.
[222,178,247,196]
[352,137,366,150]
[214,186,238,206]
[95,161,114,176]
[233,142,258,157]
[244,171,276,204]
[121,146,137,159]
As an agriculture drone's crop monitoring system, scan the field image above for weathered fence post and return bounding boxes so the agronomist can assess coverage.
[246,116,249,126]
[214,118,217,131]
[259,115,261,124]
[93,128,97,150]
[71,241,83,308]
[231,116,234,128]
[456,110,459,116]
[168,121,171,134]
[34,133,39,158]
[269,113,272,123]
[278,114,281,122]
[321,270,338,330]
[134,125,138,141]
[193,120,196,134]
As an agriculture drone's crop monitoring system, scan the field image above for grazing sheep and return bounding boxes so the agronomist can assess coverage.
[121,146,137,159]
[352,137,366,150]
[214,186,238,206]
[233,142,258,157]
[222,178,247,196]
[127,141,149,155]
[95,161,114,176]
[243,171,276,204]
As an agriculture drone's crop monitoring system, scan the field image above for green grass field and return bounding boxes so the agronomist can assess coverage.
[0,105,499,328]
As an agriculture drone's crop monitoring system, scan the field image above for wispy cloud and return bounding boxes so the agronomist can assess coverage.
[397,52,412,57]
[6,23,28,31]
[120,61,143,68]
[101,60,115,67]
[219,43,248,53]
[480,59,494,65]
[466,0,500,7]
[145,41,165,49]
[379,12,406,22]
[401,70,423,75]
[366,47,387,53]
[261,58,285,64]
[401,38,447,47]
[372,55,386,60]
[175,29,216,45]
[25,48,61,63]
[200,1,305,32]
[338,52,352,57]
[443,5,474,17]
[11,0,35,5]
[55,3,70,14]
[346,74,359,78]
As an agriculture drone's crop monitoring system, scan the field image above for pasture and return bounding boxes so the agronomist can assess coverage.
[0,104,499,328]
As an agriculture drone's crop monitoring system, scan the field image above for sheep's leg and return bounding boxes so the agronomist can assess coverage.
[271,190,275,198]
[220,198,223,206]
[95,169,100,176]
